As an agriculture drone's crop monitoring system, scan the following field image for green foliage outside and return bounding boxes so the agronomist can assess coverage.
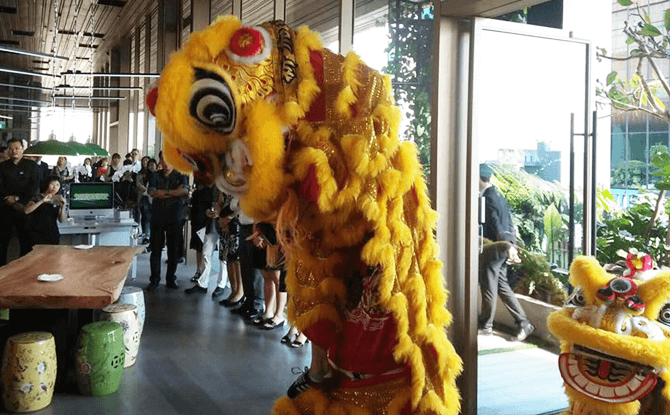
[511,247,568,306]
[385,1,433,180]
[597,0,670,123]
[596,191,669,266]
[490,166,571,256]
[597,144,670,267]
[611,160,649,188]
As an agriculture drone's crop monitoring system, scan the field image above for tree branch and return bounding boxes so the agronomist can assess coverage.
[646,56,670,101]
[601,99,670,121]
[643,190,666,240]
[636,58,663,114]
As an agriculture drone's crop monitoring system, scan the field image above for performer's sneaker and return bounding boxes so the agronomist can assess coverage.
[287,368,317,399]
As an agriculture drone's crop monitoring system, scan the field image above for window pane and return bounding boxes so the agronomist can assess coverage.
[211,0,232,22]
[286,0,340,49]
[628,133,646,162]
[241,0,273,26]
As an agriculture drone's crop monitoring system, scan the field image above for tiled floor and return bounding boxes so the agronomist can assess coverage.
[478,329,568,415]
[1,249,569,414]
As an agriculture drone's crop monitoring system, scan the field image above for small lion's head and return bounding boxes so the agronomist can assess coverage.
[149,16,298,220]
[548,256,670,410]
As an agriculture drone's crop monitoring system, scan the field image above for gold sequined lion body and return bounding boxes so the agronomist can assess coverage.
[150,15,462,414]
[547,256,670,415]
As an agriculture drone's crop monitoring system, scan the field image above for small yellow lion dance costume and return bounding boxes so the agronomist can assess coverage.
[148,15,461,415]
[547,256,670,415]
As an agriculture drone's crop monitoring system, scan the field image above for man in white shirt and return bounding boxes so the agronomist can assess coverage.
[130,149,142,173]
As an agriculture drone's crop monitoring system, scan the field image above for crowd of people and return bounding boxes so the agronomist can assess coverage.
[0,138,304,348]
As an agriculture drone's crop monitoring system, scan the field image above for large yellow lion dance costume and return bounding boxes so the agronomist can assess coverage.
[548,256,670,415]
[148,15,462,414]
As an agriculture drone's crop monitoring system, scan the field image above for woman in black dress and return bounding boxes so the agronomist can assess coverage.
[218,195,244,307]
[24,176,67,246]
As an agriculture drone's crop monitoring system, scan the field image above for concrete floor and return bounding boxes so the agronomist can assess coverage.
[1,252,310,415]
[0,249,568,414]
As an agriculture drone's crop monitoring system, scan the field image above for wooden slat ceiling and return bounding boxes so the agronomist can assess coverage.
[0,0,546,107]
[0,0,156,105]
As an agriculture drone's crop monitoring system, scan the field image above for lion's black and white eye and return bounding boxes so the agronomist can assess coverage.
[568,287,586,307]
[189,69,236,134]
[658,303,670,326]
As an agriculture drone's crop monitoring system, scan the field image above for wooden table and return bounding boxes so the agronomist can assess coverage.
[0,245,144,391]
[0,244,143,309]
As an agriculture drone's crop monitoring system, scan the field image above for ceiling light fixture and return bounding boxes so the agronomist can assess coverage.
[54,85,143,91]
[53,95,126,101]
[0,97,52,104]
[61,71,159,78]
[0,67,60,78]
[0,45,68,61]
[0,83,55,92]
[0,102,44,112]
[0,115,12,120]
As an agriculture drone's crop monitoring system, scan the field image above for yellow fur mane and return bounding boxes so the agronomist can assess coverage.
[152,16,462,415]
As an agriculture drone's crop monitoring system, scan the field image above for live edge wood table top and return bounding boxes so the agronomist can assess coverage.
[0,245,144,309]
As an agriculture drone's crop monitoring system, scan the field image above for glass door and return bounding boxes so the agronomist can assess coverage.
[469,18,592,415]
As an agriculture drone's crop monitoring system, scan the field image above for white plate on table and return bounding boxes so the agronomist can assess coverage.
[37,274,64,282]
[73,245,94,250]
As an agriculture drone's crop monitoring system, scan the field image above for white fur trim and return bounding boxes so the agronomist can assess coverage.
[225,26,273,66]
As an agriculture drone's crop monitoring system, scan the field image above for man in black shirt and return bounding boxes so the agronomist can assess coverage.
[145,154,189,291]
[0,138,39,265]
[478,164,534,341]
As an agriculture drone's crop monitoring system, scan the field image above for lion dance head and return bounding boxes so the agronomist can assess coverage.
[548,256,670,415]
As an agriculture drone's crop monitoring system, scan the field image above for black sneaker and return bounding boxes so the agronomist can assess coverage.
[287,367,316,399]
[184,285,207,294]
[166,280,180,289]
[515,324,535,342]
[211,287,225,297]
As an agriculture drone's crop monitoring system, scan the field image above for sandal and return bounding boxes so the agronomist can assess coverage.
[290,337,309,348]
[281,331,296,344]
[263,319,285,330]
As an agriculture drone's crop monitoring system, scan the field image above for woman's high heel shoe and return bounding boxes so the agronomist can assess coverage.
[290,338,309,348]
[219,295,245,307]
[281,331,296,344]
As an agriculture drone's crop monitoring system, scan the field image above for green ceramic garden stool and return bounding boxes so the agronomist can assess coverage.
[99,303,140,367]
[1,332,57,413]
[74,321,124,397]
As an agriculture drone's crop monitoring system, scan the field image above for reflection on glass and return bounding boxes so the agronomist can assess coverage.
[477,30,588,268]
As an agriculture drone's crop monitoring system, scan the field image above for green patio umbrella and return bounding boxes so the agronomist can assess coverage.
[84,143,109,156]
[24,140,79,156]
[68,140,97,156]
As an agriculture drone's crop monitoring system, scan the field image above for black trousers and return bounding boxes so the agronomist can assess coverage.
[239,224,264,312]
[149,222,182,284]
[138,197,152,237]
[479,248,530,330]
[0,206,32,266]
